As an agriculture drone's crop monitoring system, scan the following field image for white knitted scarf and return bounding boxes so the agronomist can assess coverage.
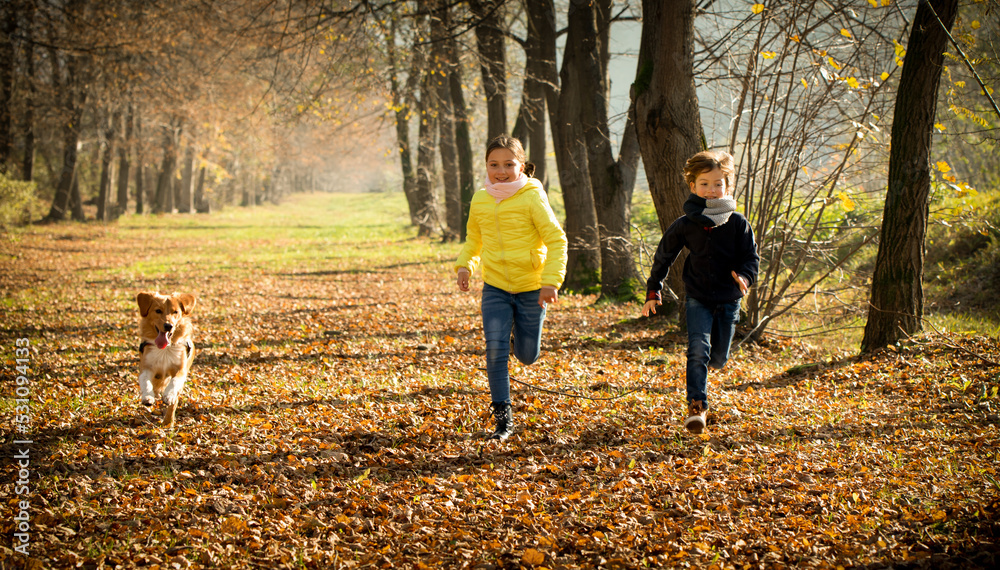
[703,197,737,226]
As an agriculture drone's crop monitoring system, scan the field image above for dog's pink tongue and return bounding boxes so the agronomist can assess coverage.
[155,331,169,349]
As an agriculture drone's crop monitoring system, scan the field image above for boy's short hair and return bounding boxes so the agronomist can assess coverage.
[684,150,735,189]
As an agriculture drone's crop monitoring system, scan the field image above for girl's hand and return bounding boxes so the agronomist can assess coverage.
[457,268,471,292]
[539,286,558,307]
[642,300,661,317]
[732,271,749,296]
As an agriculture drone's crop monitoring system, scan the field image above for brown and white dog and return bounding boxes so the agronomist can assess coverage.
[136,291,196,427]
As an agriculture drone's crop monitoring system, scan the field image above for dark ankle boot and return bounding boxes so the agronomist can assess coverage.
[489,402,513,440]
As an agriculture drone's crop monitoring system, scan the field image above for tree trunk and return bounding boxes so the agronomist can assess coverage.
[554,0,601,293]
[431,0,461,242]
[115,103,133,217]
[49,133,79,221]
[438,103,460,241]
[388,14,421,225]
[632,0,705,315]
[96,110,116,222]
[0,1,15,175]
[194,165,209,213]
[135,111,144,214]
[446,29,475,241]
[573,0,642,302]
[533,0,560,193]
[153,125,178,214]
[69,171,84,221]
[224,158,238,207]
[21,20,35,182]
[415,68,441,237]
[521,0,555,187]
[47,55,88,222]
[470,0,508,138]
[861,0,958,353]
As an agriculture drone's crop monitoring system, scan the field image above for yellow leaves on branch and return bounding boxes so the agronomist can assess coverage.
[948,104,990,129]
[837,192,856,212]
[893,40,906,58]
[752,4,765,15]
[893,39,906,67]
[951,181,978,198]
[934,161,979,197]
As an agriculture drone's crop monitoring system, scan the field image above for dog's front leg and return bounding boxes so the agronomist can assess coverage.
[161,374,187,428]
[138,370,156,407]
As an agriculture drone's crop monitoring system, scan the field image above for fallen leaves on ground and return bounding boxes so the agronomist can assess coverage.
[1,196,998,569]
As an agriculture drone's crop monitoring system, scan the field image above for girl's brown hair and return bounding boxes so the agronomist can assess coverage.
[684,150,735,189]
[486,134,535,177]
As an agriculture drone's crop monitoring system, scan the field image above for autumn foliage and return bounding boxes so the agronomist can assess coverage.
[1,193,998,569]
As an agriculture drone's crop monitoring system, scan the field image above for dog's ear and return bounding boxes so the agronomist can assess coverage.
[175,293,196,315]
[136,292,156,317]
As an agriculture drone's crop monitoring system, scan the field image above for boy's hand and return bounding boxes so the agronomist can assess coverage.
[539,286,558,307]
[457,268,471,292]
[732,271,749,296]
[642,300,661,317]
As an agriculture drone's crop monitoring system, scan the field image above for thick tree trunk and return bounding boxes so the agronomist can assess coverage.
[153,126,178,214]
[573,0,642,301]
[69,172,84,221]
[470,0,508,138]
[388,15,421,225]
[632,0,705,315]
[446,31,475,240]
[521,0,554,188]
[21,19,35,182]
[48,55,88,221]
[438,110,460,241]
[396,109,419,224]
[554,0,601,293]
[49,125,80,221]
[861,0,958,353]
[0,1,15,175]
[431,0,460,242]
[415,69,440,237]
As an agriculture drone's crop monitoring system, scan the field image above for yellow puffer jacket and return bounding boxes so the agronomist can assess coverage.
[455,179,568,293]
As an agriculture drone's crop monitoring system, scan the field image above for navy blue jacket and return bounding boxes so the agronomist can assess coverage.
[645,202,760,304]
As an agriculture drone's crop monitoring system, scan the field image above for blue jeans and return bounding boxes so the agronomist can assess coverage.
[481,283,546,404]
[685,296,741,409]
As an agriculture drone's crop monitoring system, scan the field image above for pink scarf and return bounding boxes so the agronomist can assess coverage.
[484,173,528,203]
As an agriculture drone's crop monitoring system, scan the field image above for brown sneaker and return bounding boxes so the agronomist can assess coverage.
[685,400,707,434]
